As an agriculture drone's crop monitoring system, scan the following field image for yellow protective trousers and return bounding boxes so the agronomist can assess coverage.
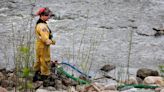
[34,43,51,76]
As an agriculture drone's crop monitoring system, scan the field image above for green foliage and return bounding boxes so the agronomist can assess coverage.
[27,82,33,89]
[16,45,33,76]
[159,65,164,72]
[23,67,30,77]
[20,46,30,54]
[14,37,34,91]
[18,81,34,91]
[158,65,164,76]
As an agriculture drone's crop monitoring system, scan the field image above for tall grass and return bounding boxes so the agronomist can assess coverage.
[126,30,133,81]
[9,0,36,91]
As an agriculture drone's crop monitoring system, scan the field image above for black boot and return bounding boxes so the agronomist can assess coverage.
[33,71,40,82]
[41,75,50,87]
[40,75,48,81]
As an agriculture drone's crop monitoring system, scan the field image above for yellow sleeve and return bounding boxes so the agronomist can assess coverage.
[36,23,49,43]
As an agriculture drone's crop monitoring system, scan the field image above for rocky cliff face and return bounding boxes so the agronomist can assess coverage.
[0,0,163,71]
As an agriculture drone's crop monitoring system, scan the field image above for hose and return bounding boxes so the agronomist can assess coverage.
[118,84,159,89]
[57,66,90,84]
[61,62,91,78]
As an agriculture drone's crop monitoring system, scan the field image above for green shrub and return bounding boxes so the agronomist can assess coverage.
[159,65,164,76]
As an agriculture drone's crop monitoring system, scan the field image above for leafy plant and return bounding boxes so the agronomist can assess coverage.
[159,65,164,77]
[22,67,30,77]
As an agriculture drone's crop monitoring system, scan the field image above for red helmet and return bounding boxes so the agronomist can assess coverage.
[36,7,54,16]
[36,8,46,15]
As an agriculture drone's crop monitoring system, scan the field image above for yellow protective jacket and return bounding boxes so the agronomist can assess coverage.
[34,19,55,76]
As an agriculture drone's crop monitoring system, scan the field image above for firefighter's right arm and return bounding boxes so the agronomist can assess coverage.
[36,24,53,45]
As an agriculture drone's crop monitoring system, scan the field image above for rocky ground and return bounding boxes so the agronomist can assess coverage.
[0,64,163,92]
[0,0,163,70]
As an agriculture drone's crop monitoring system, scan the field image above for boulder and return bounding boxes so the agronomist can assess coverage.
[143,76,164,87]
[136,68,159,80]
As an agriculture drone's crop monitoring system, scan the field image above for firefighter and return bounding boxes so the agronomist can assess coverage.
[33,7,55,82]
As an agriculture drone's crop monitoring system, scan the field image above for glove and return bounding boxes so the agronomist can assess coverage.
[50,33,57,45]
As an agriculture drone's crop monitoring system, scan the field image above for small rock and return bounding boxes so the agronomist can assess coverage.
[54,80,63,90]
[155,87,163,92]
[0,68,6,74]
[7,73,16,82]
[124,77,138,85]
[46,86,56,91]
[50,74,58,80]
[79,75,87,80]
[136,77,143,84]
[33,81,43,90]
[43,79,55,87]
[62,78,72,86]
[100,64,116,72]
[161,88,164,92]
[36,89,49,92]
[0,87,7,92]
[1,80,9,88]
[76,85,86,92]
[0,72,6,81]
[67,86,77,92]
[103,85,117,90]
[61,85,67,90]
